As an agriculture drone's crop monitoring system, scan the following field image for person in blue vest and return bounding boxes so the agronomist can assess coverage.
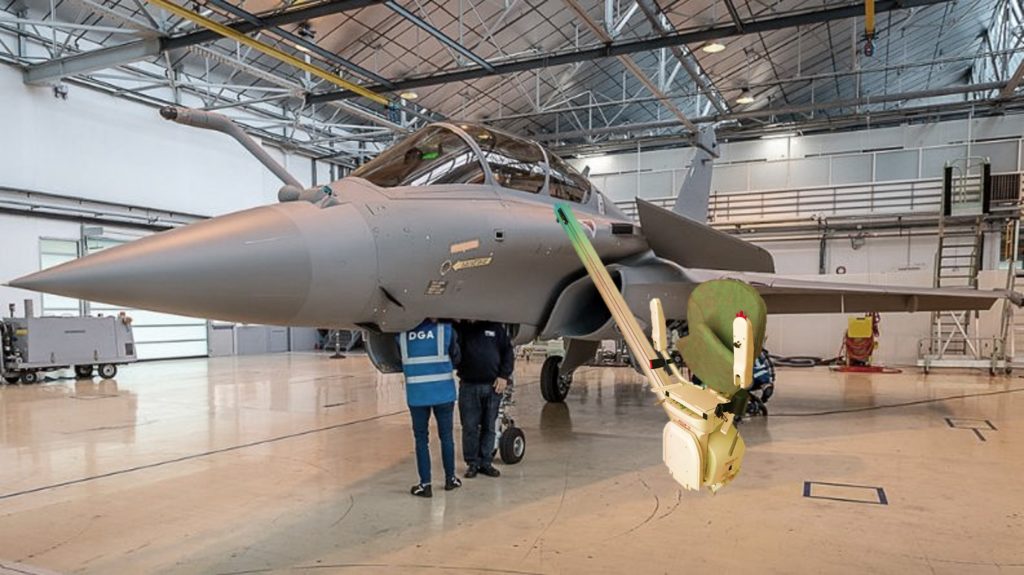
[399,318,462,498]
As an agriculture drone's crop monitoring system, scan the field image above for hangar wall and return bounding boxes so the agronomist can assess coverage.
[572,118,1024,365]
[0,64,327,358]
[577,116,1024,203]
[0,64,327,215]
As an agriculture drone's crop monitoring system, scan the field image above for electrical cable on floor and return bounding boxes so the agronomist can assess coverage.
[769,354,839,368]
[772,386,1024,417]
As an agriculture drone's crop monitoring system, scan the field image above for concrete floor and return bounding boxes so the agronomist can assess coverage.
[0,354,1022,575]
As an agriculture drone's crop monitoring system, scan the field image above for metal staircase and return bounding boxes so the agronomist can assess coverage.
[929,220,983,358]
[999,219,1023,370]
[919,159,1011,373]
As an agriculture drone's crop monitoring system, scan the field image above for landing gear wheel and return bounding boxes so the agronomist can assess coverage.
[74,365,94,379]
[499,426,526,465]
[21,371,38,384]
[98,364,118,379]
[3,374,20,384]
[540,355,572,403]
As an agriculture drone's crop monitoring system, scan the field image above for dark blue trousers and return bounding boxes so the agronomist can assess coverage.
[458,383,501,468]
[409,402,455,485]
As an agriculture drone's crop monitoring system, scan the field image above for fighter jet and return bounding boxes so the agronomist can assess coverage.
[8,108,1014,401]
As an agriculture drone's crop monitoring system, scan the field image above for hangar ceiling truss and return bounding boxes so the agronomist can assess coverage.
[1,0,1023,160]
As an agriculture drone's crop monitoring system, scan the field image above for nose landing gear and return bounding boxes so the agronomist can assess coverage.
[493,378,526,465]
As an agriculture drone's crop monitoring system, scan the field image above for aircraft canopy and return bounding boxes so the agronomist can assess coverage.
[351,123,591,203]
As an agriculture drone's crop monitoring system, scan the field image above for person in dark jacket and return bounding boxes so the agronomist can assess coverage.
[455,320,515,478]
[398,318,462,498]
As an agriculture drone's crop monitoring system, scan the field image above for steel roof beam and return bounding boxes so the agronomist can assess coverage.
[307,0,953,104]
[384,1,494,72]
[534,81,1009,141]
[635,0,729,115]
[204,0,394,87]
[23,0,386,84]
[161,0,388,50]
[1000,59,1024,98]
[563,0,695,133]
[24,38,162,84]
[555,99,1024,154]
[722,0,745,33]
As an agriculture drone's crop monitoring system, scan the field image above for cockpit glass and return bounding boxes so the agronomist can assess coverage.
[547,153,591,203]
[350,123,591,203]
[461,125,548,195]
[351,126,486,187]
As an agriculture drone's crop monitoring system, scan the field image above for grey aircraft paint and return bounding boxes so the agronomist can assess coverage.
[8,113,1016,379]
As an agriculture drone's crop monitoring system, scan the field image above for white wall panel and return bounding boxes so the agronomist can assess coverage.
[601,173,639,201]
[718,140,766,163]
[788,157,830,187]
[585,153,637,175]
[752,240,819,274]
[830,154,874,184]
[756,161,788,189]
[972,141,1019,172]
[921,145,968,178]
[637,171,673,198]
[0,65,311,217]
[711,164,748,193]
[314,160,332,185]
[639,148,691,171]
[874,150,920,181]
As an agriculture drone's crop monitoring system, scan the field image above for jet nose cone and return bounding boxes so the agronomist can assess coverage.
[10,202,377,325]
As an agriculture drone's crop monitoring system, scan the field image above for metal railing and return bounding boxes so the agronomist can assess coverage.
[615,173,1024,226]
[616,177,946,224]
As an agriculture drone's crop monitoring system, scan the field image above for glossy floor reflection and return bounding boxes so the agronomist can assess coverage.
[1,354,1022,574]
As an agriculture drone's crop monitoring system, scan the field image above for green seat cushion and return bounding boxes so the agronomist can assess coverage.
[677,279,767,397]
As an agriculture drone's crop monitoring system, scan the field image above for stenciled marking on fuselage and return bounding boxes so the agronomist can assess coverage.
[452,256,494,271]
[450,239,480,254]
[425,280,447,296]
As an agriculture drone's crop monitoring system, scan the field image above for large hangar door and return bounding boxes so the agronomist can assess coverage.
[39,239,84,317]
[38,236,209,360]
[83,237,209,360]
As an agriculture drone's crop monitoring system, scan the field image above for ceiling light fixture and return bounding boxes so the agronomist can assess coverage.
[736,89,754,104]
[400,91,419,100]
[701,41,726,53]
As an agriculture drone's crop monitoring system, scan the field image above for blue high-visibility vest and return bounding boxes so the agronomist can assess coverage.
[398,320,457,407]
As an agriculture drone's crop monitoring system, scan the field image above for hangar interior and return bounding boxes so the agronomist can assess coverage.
[1,0,1023,573]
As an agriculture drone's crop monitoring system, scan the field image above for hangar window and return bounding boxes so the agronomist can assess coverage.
[351,126,486,187]
[462,126,547,195]
[547,154,591,203]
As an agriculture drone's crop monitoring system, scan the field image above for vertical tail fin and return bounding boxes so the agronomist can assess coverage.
[672,125,718,222]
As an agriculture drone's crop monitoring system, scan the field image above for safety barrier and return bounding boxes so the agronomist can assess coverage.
[615,177,946,224]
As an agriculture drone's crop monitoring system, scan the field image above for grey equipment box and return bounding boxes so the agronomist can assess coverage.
[1,315,137,384]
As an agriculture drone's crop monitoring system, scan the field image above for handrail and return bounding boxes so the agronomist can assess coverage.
[615,173,1021,225]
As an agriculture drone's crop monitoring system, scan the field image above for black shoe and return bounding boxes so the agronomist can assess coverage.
[464,466,478,479]
[445,476,462,491]
[478,465,501,478]
[410,484,432,498]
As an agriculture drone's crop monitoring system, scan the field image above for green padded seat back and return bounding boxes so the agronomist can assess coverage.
[677,279,767,397]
